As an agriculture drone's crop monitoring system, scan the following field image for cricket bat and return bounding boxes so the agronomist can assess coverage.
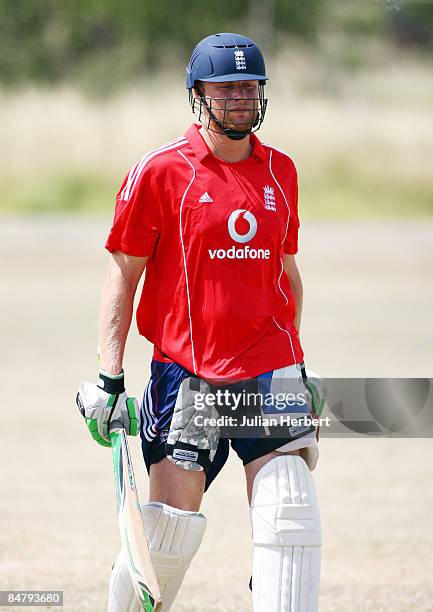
[110,426,162,611]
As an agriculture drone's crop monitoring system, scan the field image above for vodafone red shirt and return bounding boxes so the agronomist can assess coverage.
[106,124,303,380]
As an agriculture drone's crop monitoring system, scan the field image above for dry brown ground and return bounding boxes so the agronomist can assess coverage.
[1,218,432,611]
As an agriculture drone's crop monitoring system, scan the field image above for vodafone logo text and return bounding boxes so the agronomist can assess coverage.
[208,209,271,260]
[208,245,270,260]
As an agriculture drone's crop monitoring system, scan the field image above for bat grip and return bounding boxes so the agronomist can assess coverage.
[109,420,124,434]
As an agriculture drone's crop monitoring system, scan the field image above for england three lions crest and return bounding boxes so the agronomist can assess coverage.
[234,50,246,70]
[263,185,276,211]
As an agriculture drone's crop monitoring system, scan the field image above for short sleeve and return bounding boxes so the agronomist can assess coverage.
[105,161,161,257]
[283,165,300,255]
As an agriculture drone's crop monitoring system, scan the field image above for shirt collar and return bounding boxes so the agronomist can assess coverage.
[185,123,268,163]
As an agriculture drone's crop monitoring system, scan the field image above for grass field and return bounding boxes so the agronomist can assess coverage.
[1,54,432,217]
[1,217,432,611]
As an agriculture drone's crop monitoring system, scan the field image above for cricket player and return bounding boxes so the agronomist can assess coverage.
[77,33,321,611]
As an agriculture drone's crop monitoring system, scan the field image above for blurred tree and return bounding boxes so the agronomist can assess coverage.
[389,1,433,49]
[1,0,431,89]
[0,0,326,87]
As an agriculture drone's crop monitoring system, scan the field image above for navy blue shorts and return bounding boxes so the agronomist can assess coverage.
[140,360,313,491]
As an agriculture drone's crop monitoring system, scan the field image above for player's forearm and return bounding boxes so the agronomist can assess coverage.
[98,271,135,375]
[291,277,303,333]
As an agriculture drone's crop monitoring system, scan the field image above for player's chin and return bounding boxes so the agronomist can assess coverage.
[225,111,255,128]
[227,110,254,119]
[224,121,254,131]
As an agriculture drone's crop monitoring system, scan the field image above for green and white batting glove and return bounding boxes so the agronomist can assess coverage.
[76,370,140,447]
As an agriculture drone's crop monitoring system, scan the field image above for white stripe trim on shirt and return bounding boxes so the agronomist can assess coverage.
[130,135,185,185]
[177,150,198,375]
[268,148,290,306]
[125,136,187,200]
[273,315,296,364]
[267,148,297,363]
[122,136,186,200]
[120,159,140,202]
[120,137,188,201]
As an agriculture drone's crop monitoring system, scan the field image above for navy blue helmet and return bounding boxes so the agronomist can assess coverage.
[186,33,267,87]
[186,33,268,140]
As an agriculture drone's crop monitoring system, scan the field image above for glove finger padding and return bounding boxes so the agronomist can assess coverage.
[125,397,139,436]
[166,377,220,471]
[76,381,140,447]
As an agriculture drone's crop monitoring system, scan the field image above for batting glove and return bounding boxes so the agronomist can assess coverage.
[76,370,140,447]
[301,363,325,441]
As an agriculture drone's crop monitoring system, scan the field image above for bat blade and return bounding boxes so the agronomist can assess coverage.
[110,429,162,611]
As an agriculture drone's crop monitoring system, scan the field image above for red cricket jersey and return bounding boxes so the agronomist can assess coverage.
[105,124,303,380]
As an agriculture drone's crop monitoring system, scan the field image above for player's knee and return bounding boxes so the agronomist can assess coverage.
[149,458,205,511]
[251,454,321,547]
[141,502,207,573]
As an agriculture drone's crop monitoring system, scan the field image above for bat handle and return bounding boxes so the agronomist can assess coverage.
[109,420,125,434]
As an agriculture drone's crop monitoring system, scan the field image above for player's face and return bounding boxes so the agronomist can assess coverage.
[201,80,259,132]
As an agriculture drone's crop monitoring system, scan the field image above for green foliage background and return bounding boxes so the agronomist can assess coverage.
[0,0,432,217]
[0,0,323,87]
[1,0,432,88]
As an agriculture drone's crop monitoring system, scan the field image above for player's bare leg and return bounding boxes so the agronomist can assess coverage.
[108,463,206,611]
[246,450,321,612]
[149,458,205,511]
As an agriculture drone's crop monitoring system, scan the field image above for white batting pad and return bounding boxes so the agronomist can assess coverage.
[108,550,141,612]
[251,455,321,612]
[108,503,206,612]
